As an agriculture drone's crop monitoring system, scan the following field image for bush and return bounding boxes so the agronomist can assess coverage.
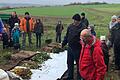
[52,47,64,53]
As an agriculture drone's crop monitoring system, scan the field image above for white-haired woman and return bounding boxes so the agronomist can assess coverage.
[109,15,117,32]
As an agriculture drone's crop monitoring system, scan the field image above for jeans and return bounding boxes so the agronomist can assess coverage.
[21,32,32,49]
[67,47,82,80]
[56,33,61,43]
[36,33,41,48]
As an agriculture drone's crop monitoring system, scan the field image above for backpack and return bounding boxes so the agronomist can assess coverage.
[90,44,109,65]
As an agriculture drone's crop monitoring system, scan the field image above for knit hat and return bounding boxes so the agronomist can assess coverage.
[25,12,29,15]
[72,14,81,21]
[111,15,117,20]
[14,23,19,26]
[100,36,106,41]
[81,12,85,16]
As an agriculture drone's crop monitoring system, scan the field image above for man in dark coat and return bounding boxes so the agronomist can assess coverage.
[56,20,64,43]
[62,14,87,80]
[111,16,120,70]
[9,11,20,34]
[81,12,89,27]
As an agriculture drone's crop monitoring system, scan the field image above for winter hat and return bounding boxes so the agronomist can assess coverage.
[14,23,19,26]
[72,14,81,21]
[100,36,106,41]
[25,12,29,15]
[111,15,117,20]
[81,12,85,16]
[117,16,120,19]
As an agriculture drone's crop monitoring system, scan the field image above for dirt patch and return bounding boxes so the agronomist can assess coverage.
[0,51,37,71]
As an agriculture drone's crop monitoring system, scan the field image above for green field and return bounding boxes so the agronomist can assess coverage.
[1,4,120,16]
[1,4,120,37]
[1,4,120,50]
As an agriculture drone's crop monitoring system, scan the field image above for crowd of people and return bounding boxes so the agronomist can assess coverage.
[61,13,120,80]
[0,11,120,80]
[0,11,44,50]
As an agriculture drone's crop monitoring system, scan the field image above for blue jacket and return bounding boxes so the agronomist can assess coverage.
[12,28,20,43]
[0,19,4,33]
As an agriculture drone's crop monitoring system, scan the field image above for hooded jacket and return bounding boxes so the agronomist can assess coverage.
[12,27,20,43]
[111,22,120,46]
[79,39,106,80]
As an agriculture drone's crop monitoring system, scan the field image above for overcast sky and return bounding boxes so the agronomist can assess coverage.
[0,0,120,5]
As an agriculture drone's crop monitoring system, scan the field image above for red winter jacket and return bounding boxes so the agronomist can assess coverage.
[79,39,106,80]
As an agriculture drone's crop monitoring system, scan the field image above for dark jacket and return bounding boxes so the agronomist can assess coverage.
[81,17,89,27]
[111,22,120,46]
[101,42,109,65]
[56,24,63,34]
[9,15,20,30]
[2,32,9,44]
[34,23,43,34]
[62,22,86,49]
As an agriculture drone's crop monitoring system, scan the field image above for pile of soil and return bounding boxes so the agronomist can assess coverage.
[0,51,37,71]
[41,43,63,53]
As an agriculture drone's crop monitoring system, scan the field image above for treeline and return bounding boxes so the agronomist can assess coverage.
[64,2,107,6]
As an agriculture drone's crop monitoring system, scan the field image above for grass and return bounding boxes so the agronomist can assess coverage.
[1,4,120,16]
[0,4,120,79]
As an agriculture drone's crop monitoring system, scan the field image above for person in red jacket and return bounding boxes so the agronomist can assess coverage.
[79,29,106,80]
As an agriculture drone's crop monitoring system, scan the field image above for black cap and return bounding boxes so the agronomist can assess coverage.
[118,16,120,19]
[25,12,29,15]
[81,12,85,16]
[72,14,81,21]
